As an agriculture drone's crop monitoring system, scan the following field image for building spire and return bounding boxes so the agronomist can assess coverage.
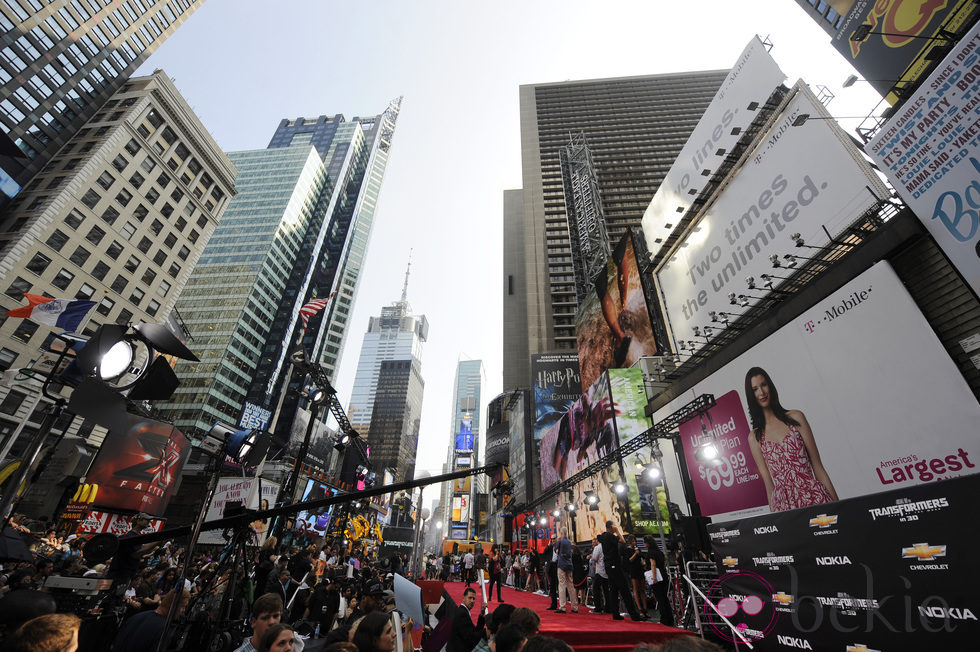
[401,249,412,302]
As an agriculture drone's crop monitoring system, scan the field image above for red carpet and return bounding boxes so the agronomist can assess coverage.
[442,581,692,651]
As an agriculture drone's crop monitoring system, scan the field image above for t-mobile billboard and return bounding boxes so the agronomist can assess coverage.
[655,262,980,523]
[656,85,888,351]
[642,35,786,258]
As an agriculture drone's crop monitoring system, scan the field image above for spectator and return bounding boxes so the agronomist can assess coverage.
[351,611,396,652]
[6,612,80,652]
[233,593,283,652]
[509,607,540,637]
[112,588,190,651]
[523,635,574,652]
[493,623,527,652]
[259,623,294,652]
[554,528,577,614]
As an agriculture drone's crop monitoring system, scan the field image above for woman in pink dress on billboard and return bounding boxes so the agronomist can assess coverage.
[744,367,838,511]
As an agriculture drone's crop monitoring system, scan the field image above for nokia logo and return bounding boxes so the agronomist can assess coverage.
[776,635,812,649]
[815,555,852,566]
[918,606,978,620]
[754,525,778,534]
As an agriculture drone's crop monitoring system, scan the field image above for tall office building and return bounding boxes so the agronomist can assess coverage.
[0,70,234,450]
[0,0,206,208]
[164,101,401,449]
[505,71,727,386]
[441,359,485,539]
[347,265,428,428]
[365,357,424,483]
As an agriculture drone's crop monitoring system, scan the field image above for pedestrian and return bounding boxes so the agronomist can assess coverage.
[589,537,607,614]
[462,549,475,586]
[233,593,283,652]
[554,528,577,613]
[597,520,644,621]
[486,544,504,603]
[626,535,648,614]
[644,534,673,626]
[112,588,190,651]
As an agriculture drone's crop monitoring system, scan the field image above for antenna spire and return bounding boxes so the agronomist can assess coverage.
[401,249,412,302]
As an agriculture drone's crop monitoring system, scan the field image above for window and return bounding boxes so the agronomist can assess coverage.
[106,241,124,260]
[188,229,199,244]
[81,188,101,209]
[146,299,160,317]
[11,321,38,344]
[112,154,128,171]
[156,173,169,189]
[96,296,115,316]
[96,171,115,190]
[76,283,95,300]
[137,237,152,253]
[141,268,156,285]
[125,139,141,155]
[121,222,137,240]
[160,126,177,145]
[100,206,119,224]
[177,245,190,261]
[129,287,145,304]
[150,219,164,235]
[45,229,69,251]
[25,252,52,275]
[64,209,84,230]
[146,188,160,203]
[174,143,189,160]
[157,280,171,297]
[46,176,65,190]
[140,157,155,174]
[85,225,106,245]
[129,172,144,188]
[196,214,208,229]
[91,261,110,281]
[168,262,181,278]
[5,277,31,298]
[52,268,75,291]
[167,157,178,171]
[115,189,132,206]
[153,250,167,266]
[64,158,82,170]
[116,308,133,325]
[0,348,17,373]
[160,203,173,217]
[109,275,127,293]
[174,217,187,232]
[180,172,191,186]
[124,255,140,273]
[133,204,149,222]
[163,233,177,248]
[68,246,90,267]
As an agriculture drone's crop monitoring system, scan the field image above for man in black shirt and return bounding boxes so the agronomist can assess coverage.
[542,535,558,610]
[597,520,644,621]
[644,535,674,626]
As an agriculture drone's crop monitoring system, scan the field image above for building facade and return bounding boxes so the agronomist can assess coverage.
[0,69,233,453]
[441,358,485,540]
[505,71,727,384]
[365,357,424,483]
[0,0,205,207]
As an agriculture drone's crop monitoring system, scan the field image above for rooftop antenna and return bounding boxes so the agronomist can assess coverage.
[401,249,412,302]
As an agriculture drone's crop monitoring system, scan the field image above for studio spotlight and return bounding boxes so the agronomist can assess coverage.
[646,465,662,480]
[585,491,599,511]
[304,385,326,404]
[613,482,627,495]
[728,292,739,306]
[565,502,577,512]
[791,232,805,247]
[746,276,757,290]
[539,517,547,526]
[695,441,722,466]
[770,253,781,268]
[552,509,561,518]
[199,423,266,465]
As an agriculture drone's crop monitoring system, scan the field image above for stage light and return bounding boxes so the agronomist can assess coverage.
[565,502,577,512]
[646,465,662,480]
[539,517,547,526]
[436,521,443,529]
[695,441,722,465]
[746,276,757,290]
[791,232,805,247]
[728,292,738,305]
[770,254,781,268]
[613,482,626,495]
[198,422,266,465]
[552,509,561,518]
[304,385,326,404]
[98,340,134,380]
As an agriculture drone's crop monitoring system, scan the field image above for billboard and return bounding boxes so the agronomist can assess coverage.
[831,0,978,104]
[656,85,888,351]
[199,477,281,545]
[485,421,510,467]
[531,354,581,443]
[294,480,335,538]
[455,416,474,452]
[642,36,786,258]
[508,390,529,506]
[655,262,980,522]
[76,510,164,535]
[576,231,663,393]
[866,19,980,298]
[85,415,190,517]
[453,476,471,493]
[539,371,615,490]
[239,401,272,431]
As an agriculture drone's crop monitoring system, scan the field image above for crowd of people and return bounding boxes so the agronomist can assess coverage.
[0,510,716,652]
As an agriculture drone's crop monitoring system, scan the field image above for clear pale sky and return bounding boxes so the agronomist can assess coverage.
[135,0,882,478]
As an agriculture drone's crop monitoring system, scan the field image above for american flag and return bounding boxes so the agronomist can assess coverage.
[299,292,336,329]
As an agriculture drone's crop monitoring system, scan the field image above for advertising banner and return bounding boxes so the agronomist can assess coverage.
[452,496,461,522]
[453,476,471,493]
[657,86,887,350]
[540,371,615,490]
[85,415,190,517]
[643,36,786,258]
[706,473,980,650]
[507,389,529,506]
[485,421,510,467]
[866,19,980,298]
[455,416,474,452]
[577,231,662,392]
[294,479,335,539]
[655,262,980,522]
[199,477,280,545]
[76,510,165,535]
[531,354,581,443]
[570,470,620,542]
[239,401,272,431]
[831,0,978,104]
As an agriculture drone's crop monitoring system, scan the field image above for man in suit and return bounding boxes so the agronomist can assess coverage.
[542,534,559,610]
[448,586,486,652]
[264,569,295,609]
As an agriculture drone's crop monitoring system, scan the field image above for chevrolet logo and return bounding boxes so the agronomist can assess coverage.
[773,591,793,606]
[809,513,838,528]
[902,543,947,561]
[722,556,738,567]
[845,645,880,652]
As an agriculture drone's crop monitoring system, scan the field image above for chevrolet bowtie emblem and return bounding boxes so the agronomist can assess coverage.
[773,591,793,606]
[902,543,947,561]
[846,645,880,652]
[809,513,837,528]
[722,556,738,567]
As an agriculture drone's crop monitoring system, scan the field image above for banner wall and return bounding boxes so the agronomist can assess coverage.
[654,262,980,522]
[199,477,280,545]
[657,87,887,351]
[531,354,581,443]
[867,20,980,298]
[643,36,786,258]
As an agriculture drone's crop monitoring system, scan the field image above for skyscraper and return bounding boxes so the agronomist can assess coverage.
[0,0,206,208]
[347,263,428,428]
[0,70,234,450]
[504,71,727,386]
[441,359,485,540]
[163,101,401,449]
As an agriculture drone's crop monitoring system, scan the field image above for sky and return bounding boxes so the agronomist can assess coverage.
[135,0,883,478]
